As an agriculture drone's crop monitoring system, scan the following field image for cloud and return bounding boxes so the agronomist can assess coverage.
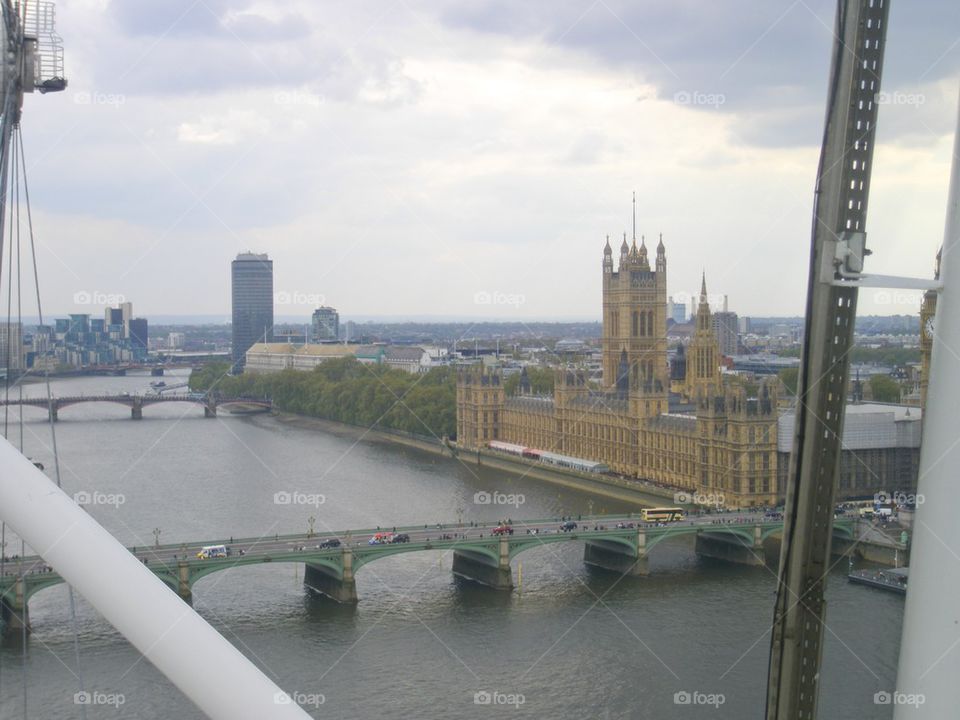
[15,0,957,319]
[438,0,960,147]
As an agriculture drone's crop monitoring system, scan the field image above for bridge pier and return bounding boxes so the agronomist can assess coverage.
[203,403,217,418]
[49,404,58,422]
[1,578,29,638]
[304,550,357,603]
[177,562,193,605]
[452,538,512,589]
[694,526,766,567]
[584,535,648,576]
[131,397,143,420]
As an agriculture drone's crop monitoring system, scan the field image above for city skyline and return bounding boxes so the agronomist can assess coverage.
[20,1,958,320]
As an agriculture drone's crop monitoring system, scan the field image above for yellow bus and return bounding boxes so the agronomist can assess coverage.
[640,507,684,522]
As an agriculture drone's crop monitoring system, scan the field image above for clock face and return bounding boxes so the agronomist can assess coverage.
[924,316,935,339]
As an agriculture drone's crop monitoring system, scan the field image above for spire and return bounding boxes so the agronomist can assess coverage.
[657,232,665,254]
[603,234,612,254]
[700,271,708,302]
[620,232,629,252]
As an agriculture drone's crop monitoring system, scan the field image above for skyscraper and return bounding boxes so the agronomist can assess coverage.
[231,252,273,372]
[128,318,148,360]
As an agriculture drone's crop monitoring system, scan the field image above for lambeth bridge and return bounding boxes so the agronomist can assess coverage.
[0,514,859,634]
[0,394,272,420]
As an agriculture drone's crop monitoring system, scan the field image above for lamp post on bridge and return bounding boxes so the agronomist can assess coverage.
[307,516,315,539]
[456,504,464,528]
[153,527,161,549]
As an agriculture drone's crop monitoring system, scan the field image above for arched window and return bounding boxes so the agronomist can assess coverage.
[632,311,639,337]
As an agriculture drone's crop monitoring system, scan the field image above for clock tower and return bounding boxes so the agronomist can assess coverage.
[919,248,940,411]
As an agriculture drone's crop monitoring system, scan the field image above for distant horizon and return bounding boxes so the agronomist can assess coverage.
[18,312,923,327]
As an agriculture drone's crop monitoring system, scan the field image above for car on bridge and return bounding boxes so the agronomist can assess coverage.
[560,521,578,532]
[390,534,410,543]
[492,525,514,536]
[368,532,395,545]
[317,538,341,549]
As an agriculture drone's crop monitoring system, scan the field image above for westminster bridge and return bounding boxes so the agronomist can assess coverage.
[0,514,859,635]
[0,394,272,421]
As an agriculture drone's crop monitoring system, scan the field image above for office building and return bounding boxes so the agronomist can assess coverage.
[712,310,739,356]
[311,306,339,342]
[231,252,273,372]
[668,296,687,324]
[128,318,148,359]
[0,322,24,370]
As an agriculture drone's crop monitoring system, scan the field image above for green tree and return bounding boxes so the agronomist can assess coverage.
[188,362,232,392]
[190,357,459,438]
[778,367,799,396]
[869,374,901,403]
[504,367,555,396]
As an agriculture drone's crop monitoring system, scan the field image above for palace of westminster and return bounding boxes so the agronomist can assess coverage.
[456,226,928,508]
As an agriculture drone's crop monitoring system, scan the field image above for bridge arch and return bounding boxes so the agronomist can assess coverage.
[507,532,637,562]
[186,553,344,588]
[55,398,135,412]
[641,524,756,552]
[3,569,180,607]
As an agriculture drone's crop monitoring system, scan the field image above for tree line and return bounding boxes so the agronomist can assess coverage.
[190,358,457,439]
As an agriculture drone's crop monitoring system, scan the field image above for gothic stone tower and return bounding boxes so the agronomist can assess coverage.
[601,229,668,415]
[684,273,721,401]
[920,248,940,411]
[456,366,505,449]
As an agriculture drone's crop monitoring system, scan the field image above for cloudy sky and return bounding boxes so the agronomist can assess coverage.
[20,0,960,321]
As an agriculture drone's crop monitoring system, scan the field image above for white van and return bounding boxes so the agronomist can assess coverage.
[196,545,228,559]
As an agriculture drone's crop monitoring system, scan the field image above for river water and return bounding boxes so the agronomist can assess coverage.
[0,372,904,719]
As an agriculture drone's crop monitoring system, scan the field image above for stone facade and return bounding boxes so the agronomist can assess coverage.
[456,235,780,508]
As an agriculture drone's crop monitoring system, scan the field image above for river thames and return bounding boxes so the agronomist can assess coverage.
[0,372,904,719]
